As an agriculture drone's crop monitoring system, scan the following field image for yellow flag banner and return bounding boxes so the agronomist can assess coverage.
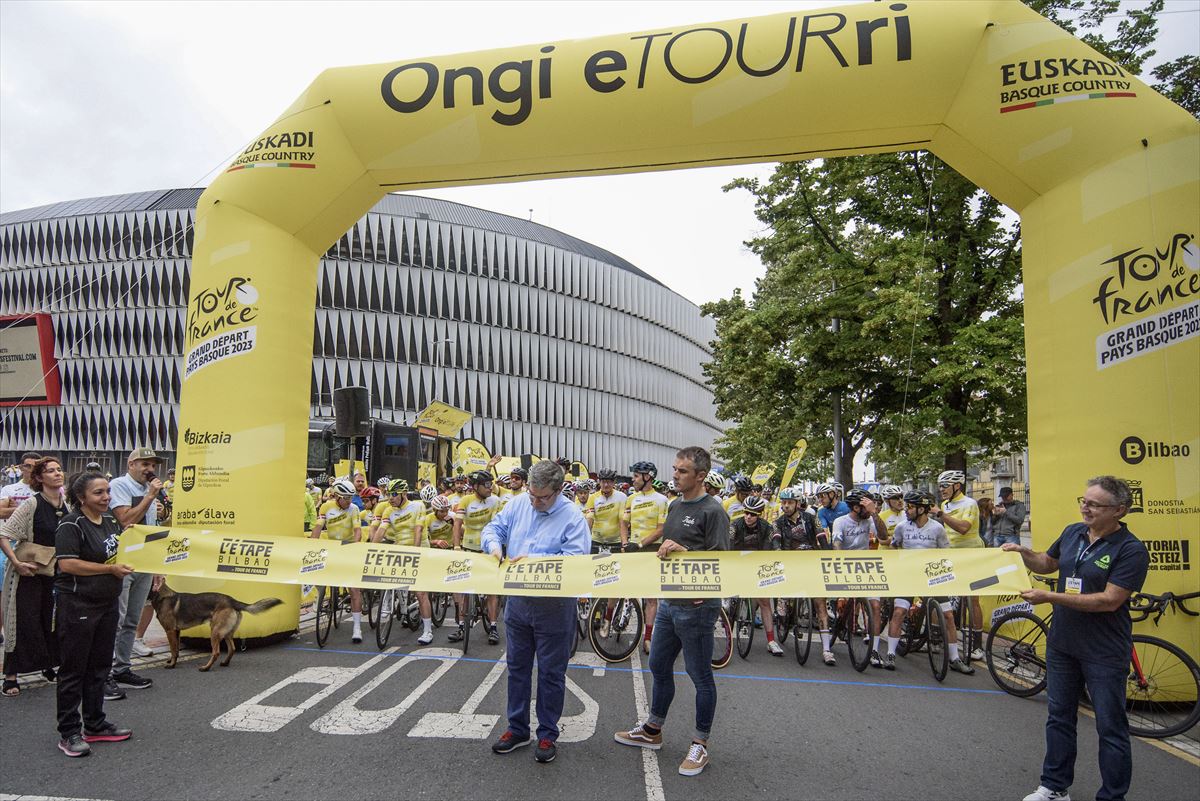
[119,526,1031,599]
[412,401,472,437]
[751,463,777,486]
[453,438,492,475]
[780,438,808,488]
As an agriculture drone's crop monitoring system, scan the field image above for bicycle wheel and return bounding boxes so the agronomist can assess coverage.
[985,611,1048,697]
[590,598,644,663]
[711,606,733,669]
[333,586,344,629]
[375,589,395,650]
[430,593,448,628]
[957,597,976,668]
[460,595,475,655]
[897,602,925,657]
[926,599,948,682]
[735,598,755,659]
[315,585,336,648]
[845,598,871,672]
[794,598,814,666]
[1126,634,1200,738]
[773,599,792,646]
[363,589,377,630]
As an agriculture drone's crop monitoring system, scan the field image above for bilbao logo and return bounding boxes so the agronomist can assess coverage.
[180,465,196,493]
[1119,436,1191,465]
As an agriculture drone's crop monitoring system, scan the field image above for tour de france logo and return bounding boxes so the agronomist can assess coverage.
[592,560,621,590]
[164,537,191,565]
[444,558,473,584]
[756,560,786,590]
[300,548,329,575]
[924,558,957,587]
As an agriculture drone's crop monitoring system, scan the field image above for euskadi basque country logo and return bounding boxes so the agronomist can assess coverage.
[503,559,565,591]
[756,561,786,590]
[820,556,889,592]
[180,465,196,493]
[924,558,956,587]
[998,55,1135,114]
[592,560,621,589]
[164,538,191,564]
[300,548,329,575]
[184,277,261,380]
[444,558,472,584]
[660,558,721,593]
[216,538,273,576]
[226,130,317,173]
[1094,233,1199,370]
[361,549,421,585]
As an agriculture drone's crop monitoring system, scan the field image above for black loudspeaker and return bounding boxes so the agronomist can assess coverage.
[333,386,371,438]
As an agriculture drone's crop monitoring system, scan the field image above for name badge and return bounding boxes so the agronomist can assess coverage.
[1065,577,1083,595]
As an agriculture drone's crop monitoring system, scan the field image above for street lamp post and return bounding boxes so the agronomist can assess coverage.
[432,337,456,369]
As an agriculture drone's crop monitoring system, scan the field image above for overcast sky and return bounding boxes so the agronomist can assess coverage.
[1,0,1196,308]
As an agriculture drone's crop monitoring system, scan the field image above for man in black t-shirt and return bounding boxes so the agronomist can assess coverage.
[1004,476,1149,801]
[614,446,727,778]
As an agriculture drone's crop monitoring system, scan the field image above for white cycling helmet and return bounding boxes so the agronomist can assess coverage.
[430,494,451,511]
[881,484,903,499]
[704,471,726,490]
[331,478,356,497]
[815,482,836,496]
[937,470,966,486]
[419,485,438,503]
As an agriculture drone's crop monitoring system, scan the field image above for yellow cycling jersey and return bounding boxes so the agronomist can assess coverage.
[454,493,501,550]
[421,511,455,546]
[498,487,525,509]
[373,500,427,546]
[585,490,627,544]
[879,507,905,543]
[723,496,747,525]
[316,500,360,541]
[359,504,380,528]
[625,490,668,541]
[766,499,782,523]
[941,493,982,548]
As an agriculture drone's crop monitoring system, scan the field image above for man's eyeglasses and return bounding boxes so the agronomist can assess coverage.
[20,462,36,470]
[1077,497,1117,510]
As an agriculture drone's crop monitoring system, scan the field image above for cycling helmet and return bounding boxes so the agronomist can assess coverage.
[652,479,666,493]
[468,470,493,486]
[497,474,511,488]
[387,478,409,495]
[742,495,768,514]
[598,468,617,481]
[814,482,836,497]
[937,470,965,486]
[844,489,867,507]
[575,480,592,496]
[331,478,356,497]
[430,494,451,511]
[704,471,726,490]
[629,461,657,478]
[305,477,314,487]
[509,466,528,481]
[868,491,883,505]
[439,477,454,490]
[733,476,753,492]
[778,487,798,501]
[667,480,677,493]
[361,487,382,499]
[555,457,573,470]
[881,484,903,500]
[832,481,845,497]
[903,490,934,508]
[419,485,438,502]
[561,483,575,498]
[376,476,390,488]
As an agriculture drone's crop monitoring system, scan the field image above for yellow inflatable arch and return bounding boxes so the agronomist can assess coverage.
[174,0,1199,651]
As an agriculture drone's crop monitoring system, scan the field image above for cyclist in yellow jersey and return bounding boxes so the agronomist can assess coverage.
[934,469,985,659]
[498,466,527,509]
[310,479,366,643]
[371,479,437,644]
[418,494,456,549]
[585,469,628,552]
[723,476,753,524]
[449,471,503,645]
[359,487,382,527]
[877,485,905,545]
[623,461,668,653]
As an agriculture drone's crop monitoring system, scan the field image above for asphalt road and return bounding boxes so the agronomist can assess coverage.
[2,617,1197,801]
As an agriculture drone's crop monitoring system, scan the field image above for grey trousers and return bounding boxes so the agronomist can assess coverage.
[111,571,153,675]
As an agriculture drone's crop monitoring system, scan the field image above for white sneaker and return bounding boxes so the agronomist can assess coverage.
[767,640,784,656]
[351,626,363,644]
[417,630,434,645]
[1022,786,1070,801]
[599,620,611,639]
[822,650,837,666]
[970,647,986,662]
[131,639,154,658]
[679,742,709,776]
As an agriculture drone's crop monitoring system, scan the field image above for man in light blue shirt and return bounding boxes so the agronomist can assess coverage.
[482,460,589,766]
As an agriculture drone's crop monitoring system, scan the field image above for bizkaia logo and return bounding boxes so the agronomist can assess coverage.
[182,428,233,447]
[1120,436,1191,465]
[180,465,196,492]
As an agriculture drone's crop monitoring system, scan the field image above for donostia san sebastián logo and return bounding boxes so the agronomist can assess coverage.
[362,549,421,585]
[924,557,956,587]
[184,277,261,380]
[164,537,191,564]
[444,558,473,584]
[216,538,273,576]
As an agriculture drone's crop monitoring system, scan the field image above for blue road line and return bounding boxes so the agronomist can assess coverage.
[282,645,1007,695]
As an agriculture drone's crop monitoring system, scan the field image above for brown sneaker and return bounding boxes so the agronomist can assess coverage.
[614,723,662,750]
[679,741,709,776]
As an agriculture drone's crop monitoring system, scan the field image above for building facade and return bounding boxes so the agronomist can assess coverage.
[0,189,722,476]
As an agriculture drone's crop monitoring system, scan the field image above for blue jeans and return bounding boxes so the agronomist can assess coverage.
[1042,647,1132,801]
[647,599,720,742]
[503,596,574,742]
[991,532,1020,547]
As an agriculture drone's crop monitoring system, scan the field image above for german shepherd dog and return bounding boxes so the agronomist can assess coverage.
[150,583,283,671]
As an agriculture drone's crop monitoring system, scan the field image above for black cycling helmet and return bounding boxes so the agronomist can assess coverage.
[555,457,573,470]
[468,470,493,486]
[598,468,617,480]
[733,476,753,492]
[509,466,528,480]
[903,490,935,508]
[844,489,867,507]
[742,495,768,514]
[629,461,657,478]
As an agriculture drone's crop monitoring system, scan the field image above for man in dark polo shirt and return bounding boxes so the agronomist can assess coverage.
[614,445,728,777]
[1003,476,1149,801]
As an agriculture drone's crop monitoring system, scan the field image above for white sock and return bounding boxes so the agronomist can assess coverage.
[352,612,362,627]
[887,636,900,655]
[948,642,960,661]
[819,630,831,651]
[422,618,432,634]
[872,635,882,652]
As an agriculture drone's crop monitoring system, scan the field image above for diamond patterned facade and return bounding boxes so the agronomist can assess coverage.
[1,189,722,474]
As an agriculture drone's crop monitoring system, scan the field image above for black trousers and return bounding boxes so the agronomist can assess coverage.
[55,592,119,737]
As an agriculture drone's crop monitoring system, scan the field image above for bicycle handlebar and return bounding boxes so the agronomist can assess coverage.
[1128,590,1199,624]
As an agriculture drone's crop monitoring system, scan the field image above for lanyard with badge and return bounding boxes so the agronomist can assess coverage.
[1066,532,1105,595]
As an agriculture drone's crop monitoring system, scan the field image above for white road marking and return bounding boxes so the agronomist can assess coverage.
[630,647,665,801]
[310,647,460,735]
[529,667,601,743]
[211,649,396,732]
[407,652,507,739]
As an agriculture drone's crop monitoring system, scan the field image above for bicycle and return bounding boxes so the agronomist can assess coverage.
[826,596,872,672]
[711,603,734,669]
[314,584,341,648]
[782,598,815,666]
[589,597,645,663]
[731,597,755,660]
[986,577,1200,738]
[373,588,425,650]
